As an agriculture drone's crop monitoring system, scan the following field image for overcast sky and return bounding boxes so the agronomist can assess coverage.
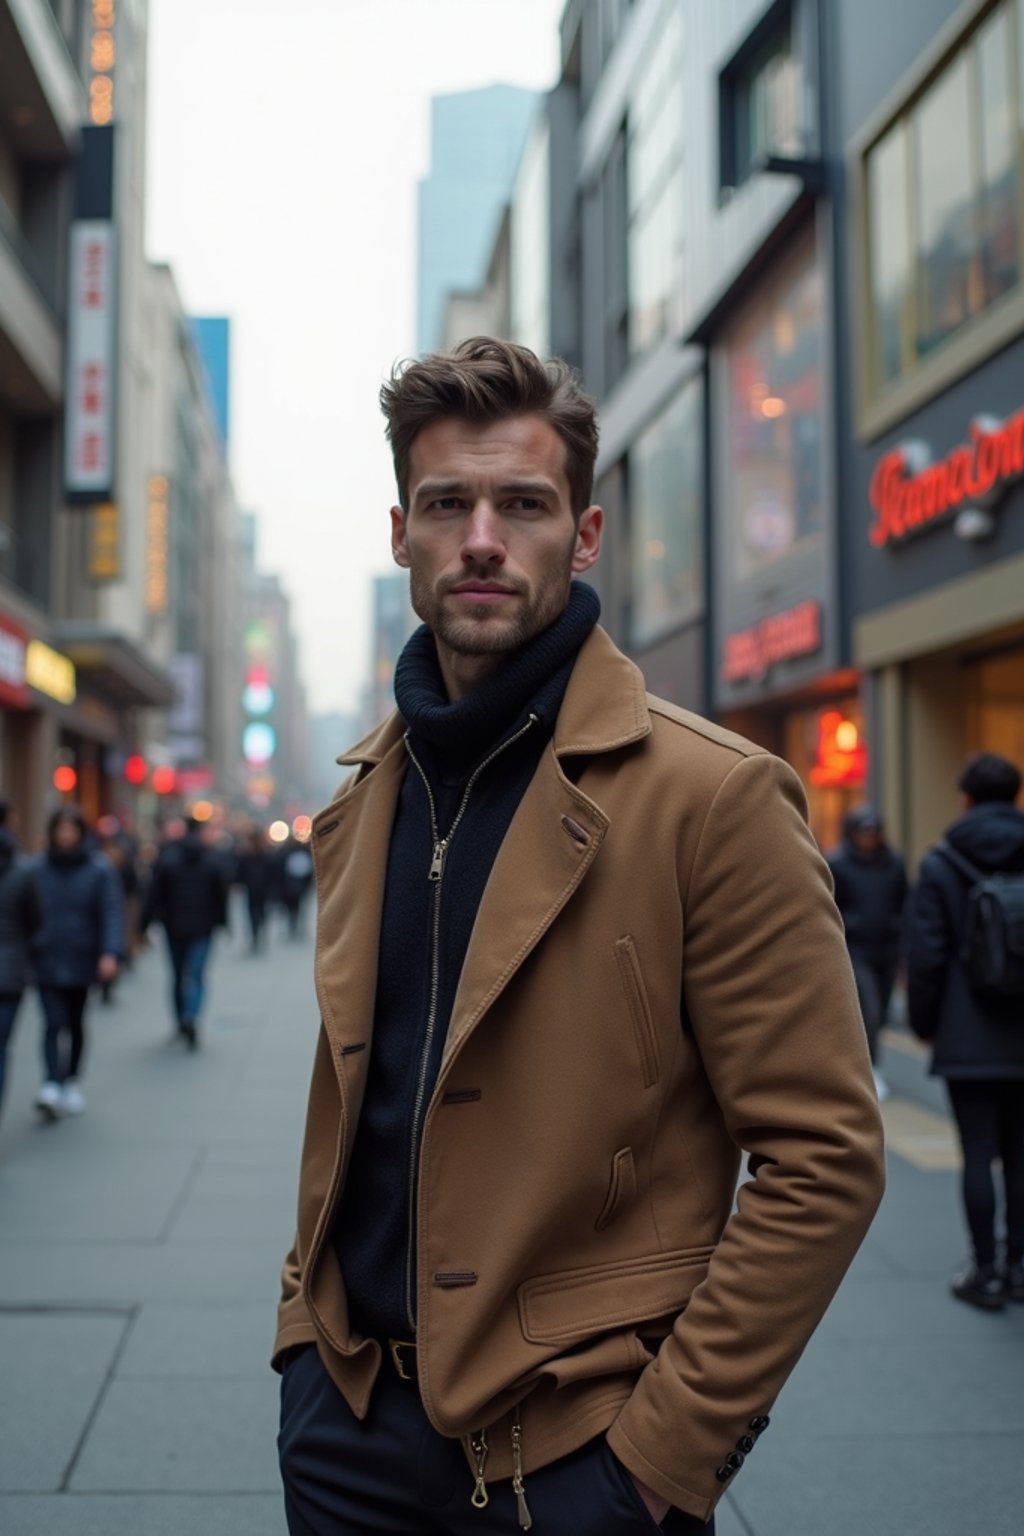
[145,0,565,717]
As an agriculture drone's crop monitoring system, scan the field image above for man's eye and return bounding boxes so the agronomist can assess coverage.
[508,498,543,513]
[430,497,463,512]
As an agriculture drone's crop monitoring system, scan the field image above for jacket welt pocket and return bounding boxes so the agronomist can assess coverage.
[595,1147,637,1231]
[614,936,659,1087]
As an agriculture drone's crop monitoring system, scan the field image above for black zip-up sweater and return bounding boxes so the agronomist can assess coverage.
[333,583,600,1342]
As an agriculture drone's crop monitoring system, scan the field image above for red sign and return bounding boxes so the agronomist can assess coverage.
[869,409,1024,548]
[722,600,823,684]
[809,711,868,788]
[176,766,214,795]
[0,615,29,711]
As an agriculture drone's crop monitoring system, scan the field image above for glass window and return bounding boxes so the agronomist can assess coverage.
[867,125,911,387]
[914,53,974,356]
[630,381,704,646]
[627,6,684,357]
[977,5,1018,305]
[863,0,1024,400]
[722,235,824,585]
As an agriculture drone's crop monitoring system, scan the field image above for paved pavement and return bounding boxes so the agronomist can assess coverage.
[0,917,1021,1536]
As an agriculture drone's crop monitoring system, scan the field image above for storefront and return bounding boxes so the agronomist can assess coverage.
[848,0,1024,865]
[710,219,864,849]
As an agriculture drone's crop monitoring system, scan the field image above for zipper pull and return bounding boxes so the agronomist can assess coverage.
[428,840,447,882]
[511,1415,532,1531]
[470,1428,489,1509]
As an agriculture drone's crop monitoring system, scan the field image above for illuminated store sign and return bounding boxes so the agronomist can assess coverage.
[146,475,169,612]
[869,409,1024,548]
[65,219,116,500]
[26,642,77,705]
[722,600,822,684]
[89,0,116,126]
[0,616,28,710]
[89,501,120,580]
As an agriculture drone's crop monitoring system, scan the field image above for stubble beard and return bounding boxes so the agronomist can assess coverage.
[409,559,574,658]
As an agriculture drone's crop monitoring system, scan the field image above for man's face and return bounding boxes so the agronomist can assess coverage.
[391,414,602,659]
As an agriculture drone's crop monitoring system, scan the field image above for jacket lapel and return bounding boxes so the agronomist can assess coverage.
[442,626,651,1067]
[311,718,406,1086]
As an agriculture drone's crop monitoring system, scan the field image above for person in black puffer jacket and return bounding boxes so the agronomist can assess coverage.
[141,817,228,1048]
[0,804,42,1121]
[32,806,123,1121]
[907,752,1024,1312]
[827,806,908,1099]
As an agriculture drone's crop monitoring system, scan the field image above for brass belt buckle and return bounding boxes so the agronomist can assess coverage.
[388,1338,415,1380]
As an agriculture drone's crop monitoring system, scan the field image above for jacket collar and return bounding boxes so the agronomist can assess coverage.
[334,624,651,771]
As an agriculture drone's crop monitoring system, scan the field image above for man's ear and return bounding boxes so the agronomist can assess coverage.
[390,505,411,569]
[571,505,603,574]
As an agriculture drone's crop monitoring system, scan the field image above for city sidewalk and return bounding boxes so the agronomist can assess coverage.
[1,927,1022,1536]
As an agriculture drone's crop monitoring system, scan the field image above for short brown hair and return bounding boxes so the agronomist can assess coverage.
[380,336,599,517]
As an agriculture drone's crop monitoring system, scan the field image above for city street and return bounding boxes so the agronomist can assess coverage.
[0,918,1022,1536]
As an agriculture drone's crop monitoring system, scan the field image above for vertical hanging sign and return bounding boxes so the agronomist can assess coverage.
[65,125,117,503]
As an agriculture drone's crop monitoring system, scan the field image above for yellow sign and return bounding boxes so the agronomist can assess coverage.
[146,474,169,613]
[89,501,120,581]
[26,641,77,705]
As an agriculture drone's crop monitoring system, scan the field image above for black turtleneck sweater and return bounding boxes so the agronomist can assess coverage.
[333,582,600,1341]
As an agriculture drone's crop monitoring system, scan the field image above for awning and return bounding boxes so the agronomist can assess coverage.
[51,624,176,710]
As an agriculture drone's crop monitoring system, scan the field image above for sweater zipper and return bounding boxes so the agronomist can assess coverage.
[402,714,538,1334]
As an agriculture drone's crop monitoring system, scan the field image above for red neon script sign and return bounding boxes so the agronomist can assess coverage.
[722,600,822,683]
[869,410,1024,548]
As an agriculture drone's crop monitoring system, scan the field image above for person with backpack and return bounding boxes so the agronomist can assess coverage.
[907,751,1024,1311]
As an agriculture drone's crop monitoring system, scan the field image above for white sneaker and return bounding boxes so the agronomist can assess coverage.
[35,1080,63,1120]
[872,1069,890,1102]
[61,1079,86,1115]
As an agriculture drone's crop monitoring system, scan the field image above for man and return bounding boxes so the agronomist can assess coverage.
[827,806,908,1100]
[275,338,885,1533]
[907,752,1024,1312]
[141,817,228,1048]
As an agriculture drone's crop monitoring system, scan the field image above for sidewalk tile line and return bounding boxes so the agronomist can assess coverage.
[59,1305,140,1494]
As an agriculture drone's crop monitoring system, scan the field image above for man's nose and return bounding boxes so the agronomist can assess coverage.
[460,501,506,562]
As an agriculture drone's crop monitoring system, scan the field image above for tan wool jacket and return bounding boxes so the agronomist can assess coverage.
[275,625,886,1523]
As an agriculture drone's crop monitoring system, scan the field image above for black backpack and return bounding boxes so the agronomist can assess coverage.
[936,841,1024,1000]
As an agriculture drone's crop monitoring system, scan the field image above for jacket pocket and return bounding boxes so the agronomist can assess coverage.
[595,1147,637,1231]
[518,1246,715,1345]
[614,936,659,1087]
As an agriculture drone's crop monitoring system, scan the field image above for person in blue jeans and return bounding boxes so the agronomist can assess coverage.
[141,817,228,1048]
[31,807,122,1119]
[0,802,42,1121]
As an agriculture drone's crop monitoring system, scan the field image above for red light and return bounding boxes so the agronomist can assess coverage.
[124,754,147,785]
[53,766,78,794]
[246,663,269,686]
[810,711,868,788]
[151,765,176,795]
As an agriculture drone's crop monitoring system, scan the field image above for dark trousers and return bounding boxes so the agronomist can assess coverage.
[849,951,899,1064]
[0,990,24,1107]
[166,934,212,1026]
[39,985,90,1082]
[247,893,267,949]
[946,1079,1024,1266]
[279,1345,712,1535]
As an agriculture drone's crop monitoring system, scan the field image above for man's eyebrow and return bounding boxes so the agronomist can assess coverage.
[412,478,559,503]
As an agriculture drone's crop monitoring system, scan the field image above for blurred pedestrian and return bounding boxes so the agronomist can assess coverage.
[32,807,122,1120]
[141,816,228,1048]
[827,806,908,1100]
[274,337,884,1534]
[907,752,1024,1311]
[278,835,313,939]
[96,817,142,1001]
[0,798,42,1123]
[235,828,273,952]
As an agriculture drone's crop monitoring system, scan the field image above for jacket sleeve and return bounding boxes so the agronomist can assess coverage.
[19,867,43,935]
[905,858,951,1041]
[607,753,886,1521]
[96,857,125,958]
